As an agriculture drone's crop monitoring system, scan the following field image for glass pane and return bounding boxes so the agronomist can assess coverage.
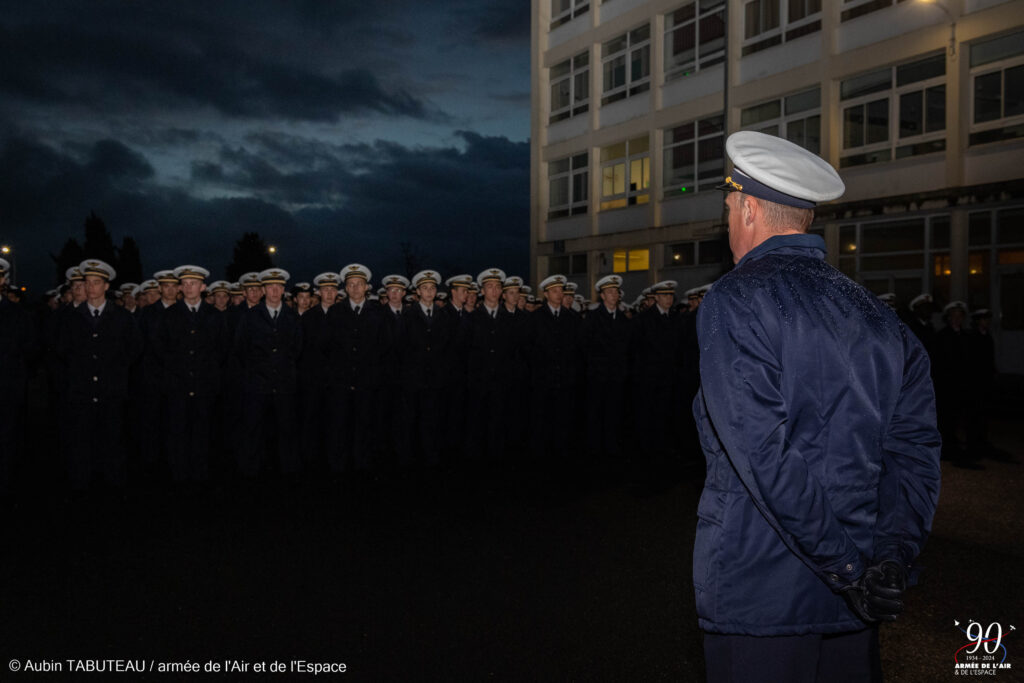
[613,250,627,273]
[572,170,588,202]
[741,100,782,127]
[550,158,570,176]
[999,208,1024,244]
[666,122,695,145]
[844,105,864,148]
[860,219,925,253]
[786,118,805,147]
[552,79,571,111]
[786,88,820,114]
[628,249,650,271]
[840,225,857,254]
[841,68,892,100]
[550,177,569,207]
[969,212,992,246]
[668,4,696,27]
[866,98,889,144]
[699,9,725,53]
[931,216,951,250]
[631,44,650,81]
[665,144,695,190]
[697,134,724,180]
[967,251,990,310]
[925,85,945,132]
[698,115,724,135]
[896,54,944,86]
[899,90,923,138]
[745,1,760,39]
[666,21,696,71]
[573,51,589,69]
[630,24,650,44]
[699,238,724,265]
[668,242,696,266]
[1006,64,1024,117]
[805,115,821,153]
[552,0,572,16]
[572,152,588,169]
[604,55,626,92]
[859,254,924,271]
[630,135,650,154]
[839,256,856,278]
[998,248,1024,265]
[970,29,1024,68]
[999,272,1024,331]
[974,71,1002,123]
[603,34,628,58]
[574,72,589,103]
[630,159,644,191]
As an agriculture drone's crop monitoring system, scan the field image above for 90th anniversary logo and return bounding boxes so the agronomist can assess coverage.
[954,619,1015,676]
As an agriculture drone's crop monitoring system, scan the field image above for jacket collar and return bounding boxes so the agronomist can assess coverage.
[737,233,826,268]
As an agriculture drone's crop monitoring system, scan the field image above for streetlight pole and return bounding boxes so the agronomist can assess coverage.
[0,244,14,287]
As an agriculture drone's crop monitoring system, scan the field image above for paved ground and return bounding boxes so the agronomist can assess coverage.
[2,413,1021,681]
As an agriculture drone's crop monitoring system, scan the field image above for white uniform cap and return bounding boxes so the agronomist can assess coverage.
[909,293,933,309]
[942,300,968,315]
[503,275,524,289]
[595,274,623,291]
[382,274,411,290]
[66,266,85,282]
[79,259,117,281]
[259,268,290,285]
[173,265,210,281]
[564,281,578,293]
[341,263,372,283]
[477,268,506,286]
[446,274,474,289]
[0,258,9,275]
[651,280,678,295]
[209,280,231,293]
[412,270,441,288]
[154,269,179,283]
[240,272,262,287]
[539,274,568,291]
[141,279,160,292]
[314,272,341,288]
[119,282,139,293]
[721,131,845,207]
[877,293,897,302]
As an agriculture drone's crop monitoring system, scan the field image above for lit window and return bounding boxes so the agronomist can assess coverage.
[840,54,946,168]
[741,88,821,153]
[602,24,650,106]
[551,0,589,30]
[548,153,589,220]
[612,248,650,273]
[969,30,1024,146]
[664,1,725,82]
[663,114,724,196]
[600,136,650,210]
[550,51,590,124]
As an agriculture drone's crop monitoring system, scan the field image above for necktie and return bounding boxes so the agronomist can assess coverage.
[93,309,100,318]
[491,309,496,320]
[426,308,432,319]
[553,309,559,319]
[272,309,278,320]
[191,306,197,314]
[355,305,361,315]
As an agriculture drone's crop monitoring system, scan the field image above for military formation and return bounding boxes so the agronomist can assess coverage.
[0,255,714,495]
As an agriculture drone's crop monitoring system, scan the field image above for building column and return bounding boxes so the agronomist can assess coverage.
[950,207,969,302]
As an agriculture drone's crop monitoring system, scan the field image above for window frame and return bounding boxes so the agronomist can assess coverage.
[548,152,590,220]
[663,0,726,82]
[550,0,590,31]
[549,51,591,124]
[600,136,651,211]
[742,0,821,56]
[662,114,725,197]
[969,50,1024,146]
[601,24,651,106]
[740,87,821,154]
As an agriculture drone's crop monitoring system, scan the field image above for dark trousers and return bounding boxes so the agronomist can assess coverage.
[238,392,299,478]
[326,386,378,473]
[703,628,882,683]
[399,388,443,468]
[62,398,127,490]
[585,380,626,460]
[465,383,509,464]
[529,386,573,465]
[298,380,328,473]
[165,393,214,483]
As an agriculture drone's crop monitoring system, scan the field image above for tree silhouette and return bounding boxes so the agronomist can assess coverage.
[51,237,85,285]
[117,236,144,284]
[82,211,118,266]
[226,232,274,282]
[399,241,421,279]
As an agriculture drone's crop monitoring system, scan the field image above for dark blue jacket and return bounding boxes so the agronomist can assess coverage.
[692,233,941,636]
[153,301,228,397]
[56,301,143,402]
[233,302,302,395]
[323,301,386,390]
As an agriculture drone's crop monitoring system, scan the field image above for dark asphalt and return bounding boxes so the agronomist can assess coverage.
[2,413,1021,681]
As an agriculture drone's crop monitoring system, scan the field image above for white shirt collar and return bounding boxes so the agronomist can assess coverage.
[349,298,365,311]
[266,302,282,315]
[548,304,560,316]
[87,301,107,316]
[419,302,433,315]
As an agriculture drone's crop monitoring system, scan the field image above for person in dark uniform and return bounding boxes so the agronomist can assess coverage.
[677,286,703,471]
[0,257,36,497]
[631,279,681,474]
[441,274,473,466]
[967,308,998,459]
[234,268,303,479]
[56,259,143,491]
[119,283,139,314]
[209,280,231,312]
[228,282,244,308]
[152,265,227,485]
[525,275,581,469]
[295,272,341,474]
[377,274,411,469]
[933,300,977,467]
[695,131,940,682]
[293,282,313,316]
[905,293,936,356]
[581,275,631,468]
[398,270,454,470]
[323,264,385,475]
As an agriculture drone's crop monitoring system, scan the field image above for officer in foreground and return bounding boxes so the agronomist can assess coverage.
[693,132,941,682]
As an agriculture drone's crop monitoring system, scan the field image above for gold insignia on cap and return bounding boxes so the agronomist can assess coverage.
[724,176,743,191]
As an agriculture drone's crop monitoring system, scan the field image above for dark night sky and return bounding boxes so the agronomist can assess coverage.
[0,0,531,290]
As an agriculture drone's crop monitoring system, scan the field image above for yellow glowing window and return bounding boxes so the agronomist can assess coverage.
[998,249,1024,265]
[933,254,951,277]
[612,248,650,273]
[969,251,987,275]
[613,250,627,272]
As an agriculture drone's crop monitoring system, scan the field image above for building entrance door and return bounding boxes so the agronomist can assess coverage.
[995,268,1024,375]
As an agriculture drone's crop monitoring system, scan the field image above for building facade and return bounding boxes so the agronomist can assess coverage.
[531,0,1024,373]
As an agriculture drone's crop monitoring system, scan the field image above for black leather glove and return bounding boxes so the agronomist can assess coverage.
[842,559,907,623]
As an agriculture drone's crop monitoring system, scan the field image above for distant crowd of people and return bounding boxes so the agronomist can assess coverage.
[0,256,713,497]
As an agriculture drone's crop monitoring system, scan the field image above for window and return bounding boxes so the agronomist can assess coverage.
[551,0,589,30]
[600,136,650,210]
[969,31,1024,146]
[602,24,650,105]
[840,54,946,168]
[550,51,590,124]
[666,242,695,266]
[967,207,1024,316]
[741,88,821,153]
[550,253,588,275]
[743,0,820,56]
[664,1,725,81]
[663,114,724,197]
[548,153,589,220]
[837,215,951,311]
[841,0,897,24]
[612,248,650,273]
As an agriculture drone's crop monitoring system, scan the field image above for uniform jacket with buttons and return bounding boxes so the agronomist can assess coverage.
[56,301,143,402]
[524,305,580,390]
[153,300,228,397]
[0,297,36,399]
[323,301,386,390]
[464,305,523,386]
[692,233,941,636]
[233,302,302,395]
[582,304,631,385]
[399,305,455,390]
[631,304,681,388]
